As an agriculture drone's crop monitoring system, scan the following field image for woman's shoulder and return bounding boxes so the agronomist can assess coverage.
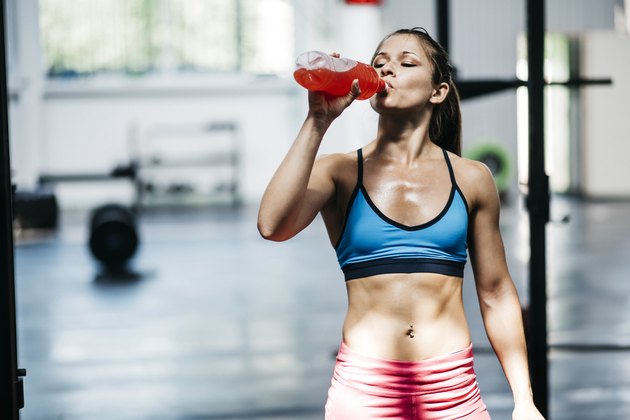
[448,153,494,182]
[446,152,498,206]
[316,150,357,164]
[314,150,360,179]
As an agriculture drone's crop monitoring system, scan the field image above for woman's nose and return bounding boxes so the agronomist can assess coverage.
[378,62,394,76]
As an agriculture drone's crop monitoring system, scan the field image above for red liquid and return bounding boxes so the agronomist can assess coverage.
[294,64,385,100]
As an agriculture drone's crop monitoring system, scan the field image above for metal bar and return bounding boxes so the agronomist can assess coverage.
[526,0,549,417]
[38,174,124,184]
[462,343,630,354]
[457,79,525,100]
[456,77,611,101]
[436,0,450,53]
[0,0,21,416]
[38,164,138,185]
[551,344,630,352]
[548,78,612,87]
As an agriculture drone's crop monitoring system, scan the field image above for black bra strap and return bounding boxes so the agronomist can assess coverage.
[442,148,457,187]
[357,148,364,186]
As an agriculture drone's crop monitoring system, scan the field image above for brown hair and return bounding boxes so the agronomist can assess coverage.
[372,28,462,156]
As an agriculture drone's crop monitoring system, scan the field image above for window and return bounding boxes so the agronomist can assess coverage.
[516,33,572,194]
[39,0,294,78]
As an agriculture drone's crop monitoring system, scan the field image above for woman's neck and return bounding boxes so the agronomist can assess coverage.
[374,111,436,166]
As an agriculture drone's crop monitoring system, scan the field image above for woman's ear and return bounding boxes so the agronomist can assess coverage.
[429,82,450,104]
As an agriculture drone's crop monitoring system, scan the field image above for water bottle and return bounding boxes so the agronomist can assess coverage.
[293,51,386,100]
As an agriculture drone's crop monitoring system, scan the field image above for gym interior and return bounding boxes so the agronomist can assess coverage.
[3,0,630,419]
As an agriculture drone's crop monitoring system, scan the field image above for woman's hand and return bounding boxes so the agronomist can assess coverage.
[512,400,545,420]
[306,53,361,127]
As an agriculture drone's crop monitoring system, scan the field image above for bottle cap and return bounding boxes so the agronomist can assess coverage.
[376,79,386,92]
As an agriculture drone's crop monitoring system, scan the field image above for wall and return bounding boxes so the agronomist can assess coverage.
[9,0,44,189]
[580,31,630,198]
[41,78,302,208]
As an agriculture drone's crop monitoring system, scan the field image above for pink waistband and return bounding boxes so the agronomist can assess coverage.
[333,341,478,397]
[339,341,474,368]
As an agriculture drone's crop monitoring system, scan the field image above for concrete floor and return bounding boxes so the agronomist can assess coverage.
[13,195,630,419]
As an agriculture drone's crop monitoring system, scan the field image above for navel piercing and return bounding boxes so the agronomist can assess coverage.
[406,325,415,338]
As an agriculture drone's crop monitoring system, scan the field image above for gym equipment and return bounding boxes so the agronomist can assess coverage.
[466,143,511,197]
[37,120,241,267]
[89,204,139,267]
[12,189,59,230]
[38,163,140,267]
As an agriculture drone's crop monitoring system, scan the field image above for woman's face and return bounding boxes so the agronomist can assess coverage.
[369,34,447,114]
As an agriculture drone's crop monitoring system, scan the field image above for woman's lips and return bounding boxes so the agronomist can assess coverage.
[376,82,392,97]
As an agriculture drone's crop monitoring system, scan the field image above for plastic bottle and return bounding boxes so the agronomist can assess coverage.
[293,51,386,100]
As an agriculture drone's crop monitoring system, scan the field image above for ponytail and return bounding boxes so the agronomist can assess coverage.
[430,80,462,156]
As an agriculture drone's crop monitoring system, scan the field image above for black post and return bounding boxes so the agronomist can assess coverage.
[436,0,450,53]
[526,0,549,417]
[0,0,21,418]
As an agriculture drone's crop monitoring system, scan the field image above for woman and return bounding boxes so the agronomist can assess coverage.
[257,28,545,420]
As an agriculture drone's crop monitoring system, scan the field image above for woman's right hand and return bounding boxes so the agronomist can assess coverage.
[307,53,362,126]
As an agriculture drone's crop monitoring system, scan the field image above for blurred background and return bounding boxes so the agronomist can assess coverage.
[5,0,630,419]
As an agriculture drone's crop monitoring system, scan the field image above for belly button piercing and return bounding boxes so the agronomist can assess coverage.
[406,325,415,338]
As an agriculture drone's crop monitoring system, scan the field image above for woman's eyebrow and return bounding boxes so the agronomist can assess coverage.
[401,51,421,58]
[374,51,421,59]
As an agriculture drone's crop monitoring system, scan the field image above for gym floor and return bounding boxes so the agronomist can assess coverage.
[14,195,630,419]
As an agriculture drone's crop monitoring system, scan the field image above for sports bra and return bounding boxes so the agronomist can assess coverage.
[334,148,469,281]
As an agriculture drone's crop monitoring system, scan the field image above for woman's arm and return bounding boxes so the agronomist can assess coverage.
[257,79,361,241]
[466,162,545,419]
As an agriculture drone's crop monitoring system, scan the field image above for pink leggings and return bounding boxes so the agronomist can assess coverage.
[325,341,491,419]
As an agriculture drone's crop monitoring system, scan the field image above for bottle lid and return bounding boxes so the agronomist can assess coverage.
[376,79,386,92]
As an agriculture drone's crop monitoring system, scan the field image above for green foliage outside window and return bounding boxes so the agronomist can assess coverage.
[40,0,294,78]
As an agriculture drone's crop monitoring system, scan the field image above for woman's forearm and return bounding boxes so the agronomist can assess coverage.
[479,281,534,404]
[257,115,331,240]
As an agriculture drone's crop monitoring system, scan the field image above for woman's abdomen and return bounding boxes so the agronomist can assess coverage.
[342,272,471,361]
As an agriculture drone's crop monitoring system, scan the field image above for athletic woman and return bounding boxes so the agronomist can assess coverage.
[257,28,545,420]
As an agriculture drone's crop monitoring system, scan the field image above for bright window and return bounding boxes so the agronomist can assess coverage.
[39,0,294,78]
[516,32,572,194]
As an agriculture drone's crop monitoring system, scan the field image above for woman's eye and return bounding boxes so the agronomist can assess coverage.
[373,63,384,68]
[401,62,416,67]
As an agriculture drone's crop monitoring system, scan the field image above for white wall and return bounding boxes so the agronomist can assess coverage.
[42,77,302,208]
[9,0,44,189]
[580,31,630,198]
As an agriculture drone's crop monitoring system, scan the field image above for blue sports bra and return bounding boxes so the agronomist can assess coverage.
[335,148,469,281]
